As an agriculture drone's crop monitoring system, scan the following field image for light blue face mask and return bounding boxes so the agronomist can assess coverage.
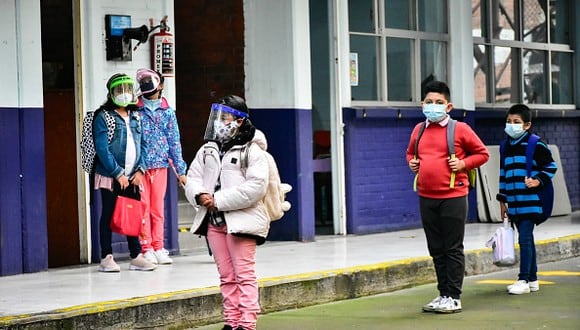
[422,103,447,122]
[142,97,162,110]
[504,123,526,139]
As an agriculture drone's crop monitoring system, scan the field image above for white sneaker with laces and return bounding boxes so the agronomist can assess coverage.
[422,296,443,312]
[98,254,120,272]
[434,296,462,313]
[508,280,530,294]
[154,248,173,265]
[129,254,157,271]
[143,250,158,264]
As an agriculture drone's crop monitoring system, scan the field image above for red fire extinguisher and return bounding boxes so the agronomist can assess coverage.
[150,16,174,77]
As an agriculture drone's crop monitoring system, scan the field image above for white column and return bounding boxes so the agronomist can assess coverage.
[448,0,475,110]
[244,0,312,109]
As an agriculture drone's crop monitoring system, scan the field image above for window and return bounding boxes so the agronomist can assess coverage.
[349,0,449,104]
[472,0,574,106]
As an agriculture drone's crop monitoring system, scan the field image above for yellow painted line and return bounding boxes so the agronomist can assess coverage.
[538,271,580,276]
[178,227,190,232]
[477,279,555,285]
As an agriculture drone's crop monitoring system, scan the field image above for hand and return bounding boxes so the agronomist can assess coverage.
[199,193,217,211]
[524,177,540,189]
[178,175,187,187]
[117,175,130,190]
[131,171,143,186]
[409,158,420,173]
[448,157,466,172]
[499,202,508,220]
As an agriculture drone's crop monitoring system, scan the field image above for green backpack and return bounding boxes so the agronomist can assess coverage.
[413,119,477,192]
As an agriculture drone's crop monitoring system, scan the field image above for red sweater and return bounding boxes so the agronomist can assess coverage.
[406,120,489,198]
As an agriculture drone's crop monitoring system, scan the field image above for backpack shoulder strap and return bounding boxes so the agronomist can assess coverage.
[447,119,457,157]
[446,119,457,188]
[414,122,427,159]
[526,134,540,177]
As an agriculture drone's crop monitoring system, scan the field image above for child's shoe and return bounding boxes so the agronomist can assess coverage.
[98,254,120,272]
[154,248,173,265]
[129,254,157,271]
[143,250,158,264]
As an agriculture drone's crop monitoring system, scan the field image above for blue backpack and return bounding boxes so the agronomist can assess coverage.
[500,134,554,224]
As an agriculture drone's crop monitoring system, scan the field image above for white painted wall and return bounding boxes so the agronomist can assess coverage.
[244,0,312,109]
[80,0,175,114]
[0,0,43,108]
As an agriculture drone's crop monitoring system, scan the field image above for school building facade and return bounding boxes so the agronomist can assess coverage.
[1,0,578,276]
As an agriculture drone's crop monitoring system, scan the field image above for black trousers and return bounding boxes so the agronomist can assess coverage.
[99,188,141,259]
[419,196,467,299]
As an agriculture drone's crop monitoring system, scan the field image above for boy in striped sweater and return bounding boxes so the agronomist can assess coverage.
[497,104,557,295]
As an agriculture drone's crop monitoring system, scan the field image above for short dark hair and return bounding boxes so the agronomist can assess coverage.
[507,103,531,123]
[423,81,451,101]
[218,95,249,118]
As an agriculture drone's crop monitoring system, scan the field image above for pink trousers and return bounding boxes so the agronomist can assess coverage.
[207,224,259,330]
[140,168,167,252]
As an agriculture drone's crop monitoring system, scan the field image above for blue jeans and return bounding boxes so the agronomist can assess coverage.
[516,220,537,282]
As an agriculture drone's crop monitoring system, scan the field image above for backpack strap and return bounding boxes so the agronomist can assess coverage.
[412,122,426,192]
[525,134,540,177]
[447,119,457,188]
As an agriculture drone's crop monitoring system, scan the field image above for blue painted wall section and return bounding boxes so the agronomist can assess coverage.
[0,107,48,276]
[250,108,315,242]
[21,108,48,273]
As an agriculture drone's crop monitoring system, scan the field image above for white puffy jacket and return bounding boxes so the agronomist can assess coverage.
[185,130,270,240]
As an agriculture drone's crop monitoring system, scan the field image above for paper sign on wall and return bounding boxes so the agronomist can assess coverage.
[350,53,359,86]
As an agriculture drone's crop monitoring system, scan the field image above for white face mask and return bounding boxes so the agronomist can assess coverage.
[422,103,447,122]
[505,123,525,139]
[114,93,134,107]
[214,120,239,142]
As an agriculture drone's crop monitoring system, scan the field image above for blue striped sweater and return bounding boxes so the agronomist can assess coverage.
[497,132,557,223]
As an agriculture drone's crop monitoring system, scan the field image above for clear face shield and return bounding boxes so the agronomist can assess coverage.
[203,103,248,143]
[109,75,137,107]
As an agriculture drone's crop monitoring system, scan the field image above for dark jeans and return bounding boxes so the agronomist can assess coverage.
[99,188,141,259]
[516,219,537,282]
[419,196,467,299]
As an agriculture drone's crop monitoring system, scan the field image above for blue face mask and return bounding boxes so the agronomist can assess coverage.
[142,97,162,110]
[422,104,447,122]
[504,123,525,139]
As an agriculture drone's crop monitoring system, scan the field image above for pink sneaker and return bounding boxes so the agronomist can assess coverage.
[98,254,120,272]
[129,254,157,271]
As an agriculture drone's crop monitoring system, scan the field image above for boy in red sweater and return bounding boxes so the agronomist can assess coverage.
[406,81,489,313]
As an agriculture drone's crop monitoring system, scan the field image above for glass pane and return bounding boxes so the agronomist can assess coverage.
[550,0,570,44]
[494,46,516,103]
[385,0,413,30]
[472,0,483,37]
[350,35,380,101]
[418,0,447,33]
[523,49,548,104]
[348,0,375,33]
[473,44,489,103]
[523,0,547,42]
[551,51,573,104]
[386,37,413,101]
[420,40,447,92]
[492,0,517,40]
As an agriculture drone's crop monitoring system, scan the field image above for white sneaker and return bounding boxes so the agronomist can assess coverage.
[98,254,120,272]
[435,297,462,314]
[528,280,540,292]
[143,250,158,264]
[154,248,173,265]
[508,280,530,294]
[129,254,157,271]
[422,296,443,312]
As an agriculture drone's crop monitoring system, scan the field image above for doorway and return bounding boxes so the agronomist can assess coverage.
[40,0,80,267]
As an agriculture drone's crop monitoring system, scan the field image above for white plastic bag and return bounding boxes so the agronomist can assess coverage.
[486,218,516,266]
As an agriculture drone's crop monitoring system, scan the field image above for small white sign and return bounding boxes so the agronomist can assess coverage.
[350,53,359,86]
